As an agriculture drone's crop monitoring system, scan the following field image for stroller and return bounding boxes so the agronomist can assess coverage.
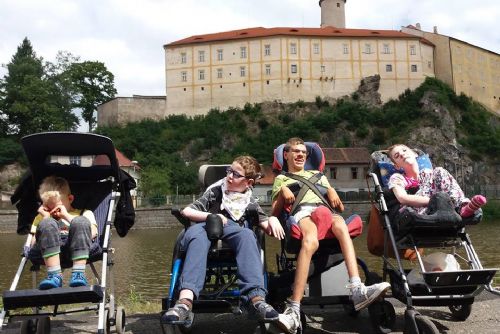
[1,132,136,334]
[366,149,498,334]
[267,142,381,333]
[160,164,272,334]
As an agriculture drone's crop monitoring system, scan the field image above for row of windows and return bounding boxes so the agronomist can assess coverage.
[179,44,419,63]
[330,167,370,180]
[180,63,422,81]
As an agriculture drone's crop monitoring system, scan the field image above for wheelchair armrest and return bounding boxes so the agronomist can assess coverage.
[245,203,260,227]
[171,207,191,228]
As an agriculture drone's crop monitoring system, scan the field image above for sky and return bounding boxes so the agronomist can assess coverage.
[1,0,499,99]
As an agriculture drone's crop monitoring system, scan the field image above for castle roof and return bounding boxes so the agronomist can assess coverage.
[165,26,432,47]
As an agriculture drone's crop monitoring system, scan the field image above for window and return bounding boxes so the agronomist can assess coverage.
[428,61,432,68]
[290,43,297,55]
[240,66,246,77]
[411,64,418,72]
[351,167,358,179]
[364,44,371,54]
[320,65,325,72]
[383,44,390,54]
[343,44,349,54]
[265,64,271,75]
[198,69,205,80]
[291,64,297,74]
[198,50,205,62]
[313,43,320,54]
[181,52,187,64]
[330,167,337,180]
[410,45,416,55]
[337,2,340,7]
[264,44,271,56]
[386,64,392,72]
[217,68,223,79]
[217,49,223,61]
[240,46,247,58]
[69,156,81,166]
[181,71,187,82]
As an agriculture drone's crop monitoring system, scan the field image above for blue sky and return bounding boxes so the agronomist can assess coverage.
[1,0,498,99]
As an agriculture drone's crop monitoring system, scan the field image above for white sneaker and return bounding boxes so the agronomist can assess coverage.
[350,282,390,311]
[277,304,300,334]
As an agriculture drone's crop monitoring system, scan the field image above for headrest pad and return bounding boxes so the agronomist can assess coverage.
[273,142,325,173]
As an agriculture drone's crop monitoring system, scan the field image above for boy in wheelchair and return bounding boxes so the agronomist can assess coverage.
[29,176,97,289]
[272,138,390,333]
[163,155,285,325]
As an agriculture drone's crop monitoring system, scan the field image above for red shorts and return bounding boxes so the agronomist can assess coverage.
[290,205,363,240]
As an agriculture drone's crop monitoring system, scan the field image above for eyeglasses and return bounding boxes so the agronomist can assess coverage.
[226,167,250,179]
[289,148,308,156]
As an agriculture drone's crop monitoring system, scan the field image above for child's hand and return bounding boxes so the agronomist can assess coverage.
[327,188,344,212]
[266,217,285,240]
[281,185,295,204]
[50,203,68,220]
[217,214,228,225]
[37,205,51,218]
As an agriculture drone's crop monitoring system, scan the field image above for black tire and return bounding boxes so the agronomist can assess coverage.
[342,302,359,317]
[448,304,472,321]
[415,315,439,334]
[20,319,37,334]
[178,312,195,334]
[115,306,126,334]
[368,300,396,334]
[35,317,50,334]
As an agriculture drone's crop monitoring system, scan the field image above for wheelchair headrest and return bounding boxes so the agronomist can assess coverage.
[370,148,432,188]
[198,165,229,188]
[272,142,325,173]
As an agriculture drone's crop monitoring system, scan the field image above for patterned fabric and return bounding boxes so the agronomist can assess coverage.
[378,154,432,188]
[221,179,252,221]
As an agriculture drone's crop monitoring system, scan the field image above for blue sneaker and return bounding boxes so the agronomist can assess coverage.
[39,273,63,290]
[69,272,88,287]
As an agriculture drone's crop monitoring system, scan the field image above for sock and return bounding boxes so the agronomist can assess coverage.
[178,298,193,310]
[349,276,362,288]
[47,265,62,276]
[72,263,86,274]
[287,299,301,313]
[460,195,487,217]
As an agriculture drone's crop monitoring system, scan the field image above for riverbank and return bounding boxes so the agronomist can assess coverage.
[1,291,499,333]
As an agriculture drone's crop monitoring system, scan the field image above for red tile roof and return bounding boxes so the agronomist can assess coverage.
[165,26,429,47]
[93,149,140,169]
[323,147,370,164]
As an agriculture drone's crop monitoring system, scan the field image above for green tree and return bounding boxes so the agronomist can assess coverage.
[68,61,117,131]
[0,38,79,137]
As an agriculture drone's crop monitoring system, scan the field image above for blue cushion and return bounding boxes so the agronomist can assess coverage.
[378,154,433,187]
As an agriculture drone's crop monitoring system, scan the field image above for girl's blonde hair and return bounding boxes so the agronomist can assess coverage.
[234,155,262,180]
[38,176,70,204]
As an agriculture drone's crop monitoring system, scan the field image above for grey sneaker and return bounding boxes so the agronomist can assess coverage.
[162,302,193,324]
[253,300,279,321]
[350,282,391,311]
[277,304,300,334]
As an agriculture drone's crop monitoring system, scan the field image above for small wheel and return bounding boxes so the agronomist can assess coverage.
[448,304,472,321]
[20,319,37,334]
[368,300,396,334]
[115,306,126,334]
[342,302,359,317]
[178,312,195,334]
[103,309,111,334]
[35,317,50,334]
[415,315,439,334]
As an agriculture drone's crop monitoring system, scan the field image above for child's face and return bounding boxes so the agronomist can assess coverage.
[225,162,252,192]
[44,193,72,212]
[285,143,307,172]
[389,145,418,168]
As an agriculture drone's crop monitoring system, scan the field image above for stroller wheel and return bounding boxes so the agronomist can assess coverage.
[115,306,126,333]
[448,304,472,321]
[414,315,439,334]
[35,316,50,334]
[20,318,37,334]
[368,300,395,334]
[103,309,111,334]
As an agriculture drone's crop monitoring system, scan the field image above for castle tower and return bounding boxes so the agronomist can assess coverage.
[319,0,346,28]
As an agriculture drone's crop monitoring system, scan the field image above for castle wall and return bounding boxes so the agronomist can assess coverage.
[97,96,166,127]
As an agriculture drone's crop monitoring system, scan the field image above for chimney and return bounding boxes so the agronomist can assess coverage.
[433,26,438,34]
[415,23,421,30]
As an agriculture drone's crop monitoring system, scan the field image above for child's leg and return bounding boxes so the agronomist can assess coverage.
[68,217,92,287]
[37,218,63,289]
[329,213,359,278]
[293,218,319,302]
[460,195,487,217]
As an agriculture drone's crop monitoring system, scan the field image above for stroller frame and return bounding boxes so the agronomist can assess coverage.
[1,132,131,334]
[367,170,498,334]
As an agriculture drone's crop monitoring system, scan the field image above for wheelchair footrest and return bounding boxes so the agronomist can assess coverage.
[192,300,234,313]
[2,285,103,310]
[423,269,498,287]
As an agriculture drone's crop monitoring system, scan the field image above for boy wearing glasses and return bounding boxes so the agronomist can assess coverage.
[272,138,390,334]
[163,156,285,325]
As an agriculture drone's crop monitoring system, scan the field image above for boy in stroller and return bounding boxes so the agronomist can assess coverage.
[30,176,97,289]
[272,138,390,333]
[162,155,285,326]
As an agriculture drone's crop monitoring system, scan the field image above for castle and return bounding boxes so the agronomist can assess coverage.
[98,0,499,126]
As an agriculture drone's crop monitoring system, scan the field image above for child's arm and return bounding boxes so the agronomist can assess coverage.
[182,207,228,224]
[259,216,285,240]
[327,186,344,212]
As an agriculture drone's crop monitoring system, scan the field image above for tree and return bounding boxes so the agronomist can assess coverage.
[0,38,79,137]
[68,61,117,131]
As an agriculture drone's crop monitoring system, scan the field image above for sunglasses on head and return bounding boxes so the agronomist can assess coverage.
[226,167,251,179]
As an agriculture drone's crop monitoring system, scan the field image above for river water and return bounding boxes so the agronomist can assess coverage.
[1,220,499,304]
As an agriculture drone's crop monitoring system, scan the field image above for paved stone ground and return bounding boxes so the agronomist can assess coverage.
[2,291,499,333]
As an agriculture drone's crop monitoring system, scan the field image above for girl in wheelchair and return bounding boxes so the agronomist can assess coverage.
[163,155,285,325]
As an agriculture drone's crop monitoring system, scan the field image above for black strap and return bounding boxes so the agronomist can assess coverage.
[284,172,334,215]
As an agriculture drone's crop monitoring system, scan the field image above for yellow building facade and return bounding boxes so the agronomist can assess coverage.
[165,27,434,116]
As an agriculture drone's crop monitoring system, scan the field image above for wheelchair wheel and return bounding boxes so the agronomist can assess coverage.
[35,316,50,334]
[20,318,37,334]
[368,300,395,334]
[448,303,472,321]
[115,306,126,334]
[414,315,439,334]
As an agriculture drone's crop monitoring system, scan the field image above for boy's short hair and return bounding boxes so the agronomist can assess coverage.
[234,155,262,180]
[284,137,305,152]
[38,176,71,204]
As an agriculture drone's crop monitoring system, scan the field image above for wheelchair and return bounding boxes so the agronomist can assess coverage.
[366,149,499,334]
